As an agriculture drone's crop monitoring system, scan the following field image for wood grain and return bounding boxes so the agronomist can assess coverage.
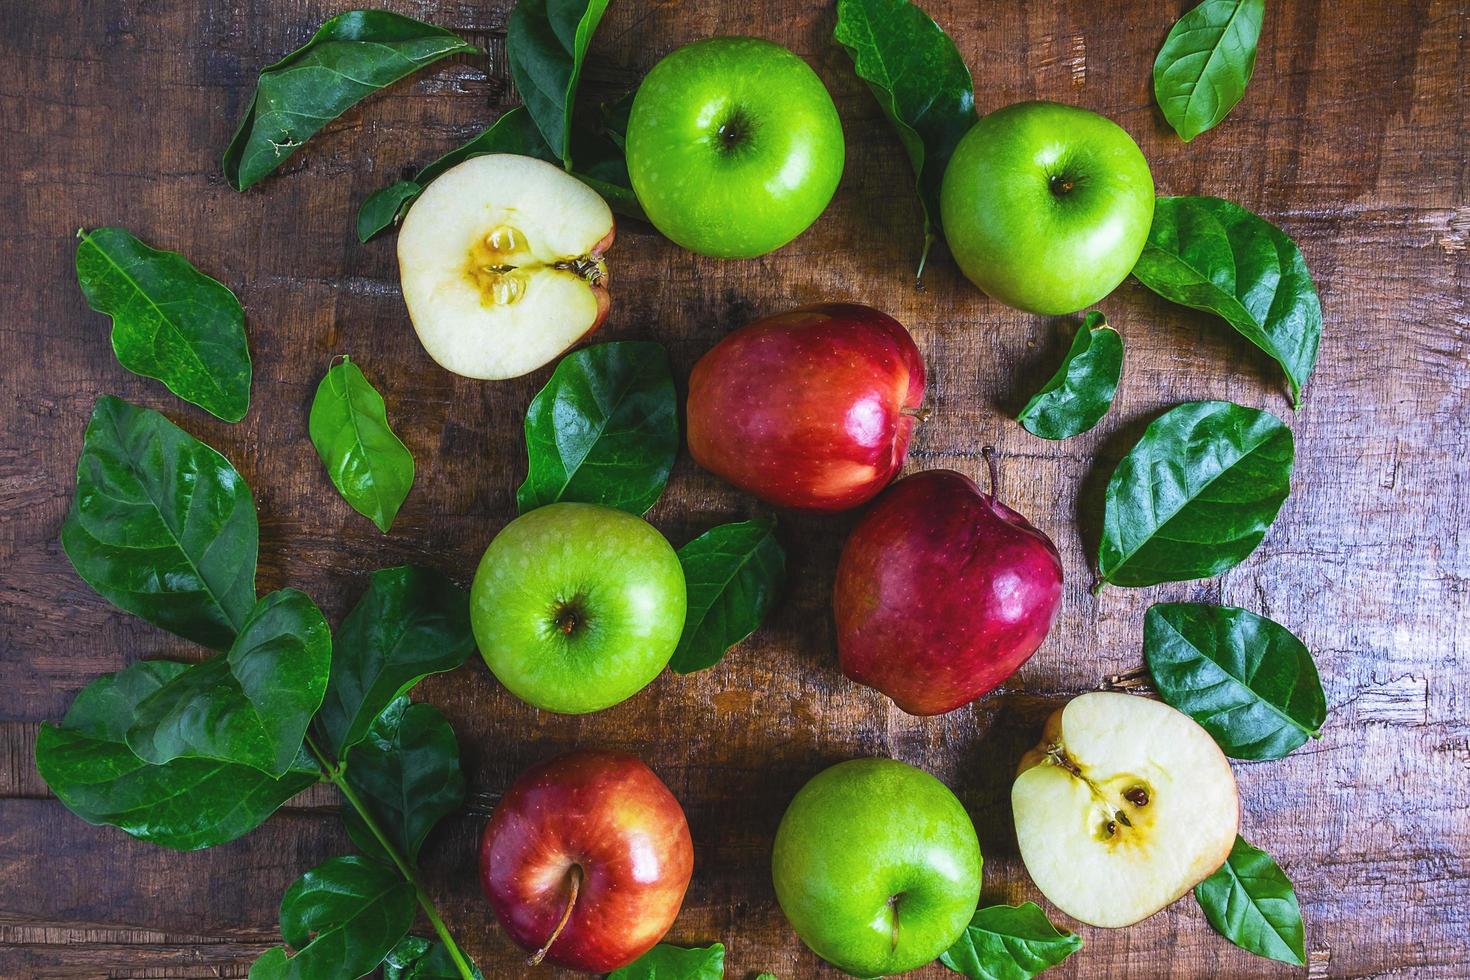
[1,0,1466,976]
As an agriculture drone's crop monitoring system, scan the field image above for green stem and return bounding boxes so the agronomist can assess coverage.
[306,735,477,980]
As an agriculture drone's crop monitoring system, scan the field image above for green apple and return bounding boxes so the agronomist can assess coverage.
[771,758,982,977]
[626,36,845,258]
[470,503,686,714]
[939,101,1155,315]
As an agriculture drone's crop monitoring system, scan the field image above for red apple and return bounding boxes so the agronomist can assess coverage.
[686,303,926,512]
[479,749,694,973]
[833,459,1064,715]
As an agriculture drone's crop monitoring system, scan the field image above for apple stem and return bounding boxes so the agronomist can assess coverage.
[527,864,581,967]
[981,445,1000,499]
[901,405,932,423]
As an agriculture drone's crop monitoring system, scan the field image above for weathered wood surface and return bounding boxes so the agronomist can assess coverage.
[1,0,1466,976]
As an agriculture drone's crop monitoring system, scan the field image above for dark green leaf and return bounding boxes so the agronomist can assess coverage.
[1145,603,1326,760]
[1154,0,1265,142]
[569,94,646,221]
[341,698,465,864]
[250,855,417,979]
[1132,196,1321,405]
[607,943,725,980]
[75,227,251,422]
[316,566,475,760]
[516,341,678,516]
[223,11,477,191]
[308,356,415,533]
[1017,312,1123,439]
[1195,836,1307,966]
[61,395,258,650]
[671,519,786,674]
[126,589,331,777]
[507,0,610,163]
[383,936,485,980]
[1100,400,1292,588]
[940,902,1083,980]
[834,0,976,277]
[35,660,318,851]
[356,107,557,241]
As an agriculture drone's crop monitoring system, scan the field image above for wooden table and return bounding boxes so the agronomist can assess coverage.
[2,1,1466,976]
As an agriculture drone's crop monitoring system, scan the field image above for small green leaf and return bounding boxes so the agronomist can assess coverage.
[1145,603,1326,760]
[61,395,259,650]
[607,942,725,979]
[1017,312,1123,439]
[1154,0,1266,142]
[308,356,415,533]
[223,11,476,191]
[671,519,786,674]
[1099,400,1293,588]
[516,341,678,516]
[35,661,318,851]
[1132,196,1321,405]
[1195,836,1307,966]
[125,589,331,777]
[940,902,1083,980]
[508,0,610,164]
[315,566,475,759]
[75,227,251,422]
[356,107,557,241]
[383,935,485,980]
[341,698,465,864]
[251,855,417,979]
[834,0,976,278]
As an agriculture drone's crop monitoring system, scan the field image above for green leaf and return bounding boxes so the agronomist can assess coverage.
[1099,400,1292,588]
[315,566,475,760]
[507,0,611,164]
[1132,196,1321,405]
[308,356,415,533]
[568,93,645,221]
[126,589,331,777]
[1195,836,1307,966]
[250,855,417,979]
[356,106,557,241]
[383,935,484,979]
[74,227,251,422]
[1145,603,1326,760]
[607,942,725,980]
[341,698,465,864]
[834,0,976,278]
[61,395,259,650]
[1016,312,1123,440]
[223,11,476,191]
[940,902,1083,980]
[516,341,678,516]
[35,661,318,851]
[670,519,786,674]
[1154,0,1265,142]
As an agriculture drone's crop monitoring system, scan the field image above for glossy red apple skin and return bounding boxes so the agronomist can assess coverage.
[479,749,694,973]
[834,469,1064,716]
[686,303,926,512]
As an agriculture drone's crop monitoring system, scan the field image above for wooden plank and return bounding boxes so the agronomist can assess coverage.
[0,0,1465,976]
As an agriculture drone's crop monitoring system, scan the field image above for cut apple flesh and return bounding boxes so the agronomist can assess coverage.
[397,154,614,380]
[1012,692,1239,928]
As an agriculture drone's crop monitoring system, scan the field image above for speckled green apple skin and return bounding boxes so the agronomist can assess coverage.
[771,758,982,977]
[626,36,845,259]
[470,503,686,714]
[940,101,1155,315]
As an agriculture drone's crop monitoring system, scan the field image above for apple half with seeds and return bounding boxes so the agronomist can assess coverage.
[1012,691,1239,928]
[397,154,613,380]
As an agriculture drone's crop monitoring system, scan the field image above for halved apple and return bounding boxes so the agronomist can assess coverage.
[1012,691,1239,928]
[397,154,614,380]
